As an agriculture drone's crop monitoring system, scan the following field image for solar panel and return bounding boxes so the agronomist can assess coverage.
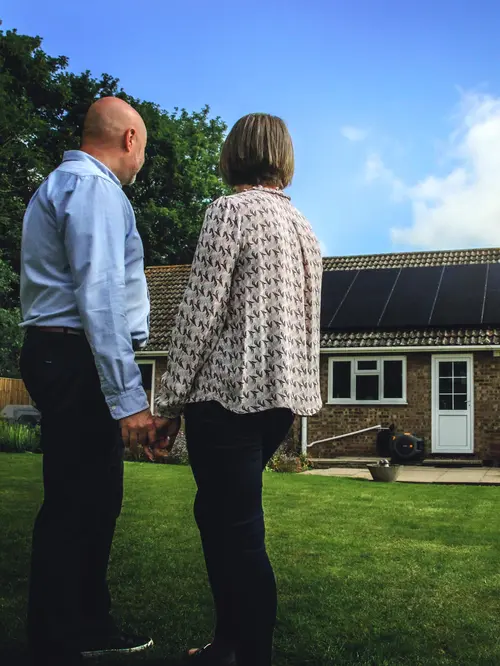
[380,266,443,328]
[430,264,487,327]
[320,270,357,327]
[482,263,500,325]
[331,268,399,329]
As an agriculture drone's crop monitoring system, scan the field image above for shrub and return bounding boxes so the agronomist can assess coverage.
[266,445,310,473]
[0,420,41,453]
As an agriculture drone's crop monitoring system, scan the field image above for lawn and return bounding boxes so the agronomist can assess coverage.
[1,454,500,666]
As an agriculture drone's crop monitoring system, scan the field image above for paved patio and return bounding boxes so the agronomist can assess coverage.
[304,465,500,485]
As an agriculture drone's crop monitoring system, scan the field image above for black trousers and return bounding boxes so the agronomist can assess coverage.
[185,401,294,666]
[20,329,124,665]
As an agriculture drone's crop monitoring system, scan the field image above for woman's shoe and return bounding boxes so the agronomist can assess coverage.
[185,643,236,665]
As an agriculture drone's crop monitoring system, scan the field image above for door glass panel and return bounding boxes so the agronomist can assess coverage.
[439,378,452,393]
[438,360,468,412]
[439,394,453,410]
[453,377,467,393]
[439,362,453,378]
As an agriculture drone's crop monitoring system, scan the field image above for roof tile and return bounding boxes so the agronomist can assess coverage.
[144,248,500,352]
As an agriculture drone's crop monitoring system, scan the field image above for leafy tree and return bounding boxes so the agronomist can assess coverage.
[0,256,22,377]
[0,24,228,277]
[0,24,229,374]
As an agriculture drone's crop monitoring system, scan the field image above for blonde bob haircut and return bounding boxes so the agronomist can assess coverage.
[220,113,294,189]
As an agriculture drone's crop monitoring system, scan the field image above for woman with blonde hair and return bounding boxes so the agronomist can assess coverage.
[155,113,323,666]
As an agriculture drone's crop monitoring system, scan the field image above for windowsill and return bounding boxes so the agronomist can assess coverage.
[327,400,408,406]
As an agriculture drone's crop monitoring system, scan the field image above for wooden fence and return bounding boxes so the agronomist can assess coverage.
[0,378,32,410]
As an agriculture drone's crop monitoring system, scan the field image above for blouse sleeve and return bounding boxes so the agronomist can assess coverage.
[155,197,241,418]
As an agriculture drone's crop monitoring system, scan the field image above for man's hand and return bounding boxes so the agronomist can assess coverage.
[151,416,182,460]
[119,408,156,459]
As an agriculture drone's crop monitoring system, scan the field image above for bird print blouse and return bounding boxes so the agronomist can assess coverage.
[155,187,323,418]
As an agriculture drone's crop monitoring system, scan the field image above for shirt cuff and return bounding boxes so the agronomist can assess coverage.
[155,401,183,420]
[106,386,150,420]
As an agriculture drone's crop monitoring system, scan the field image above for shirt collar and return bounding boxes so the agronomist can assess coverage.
[63,150,122,188]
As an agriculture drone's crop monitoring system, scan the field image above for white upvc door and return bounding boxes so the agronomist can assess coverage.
[431,355,474,454]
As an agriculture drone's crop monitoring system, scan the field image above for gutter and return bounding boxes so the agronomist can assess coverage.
[139,344,500,357]
[135,350,170,356]
[320,345,500,353]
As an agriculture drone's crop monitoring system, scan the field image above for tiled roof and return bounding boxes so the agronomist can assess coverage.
[320,328,500,348]
[144,248,500,352]
[145,264,190,351]
[322,247,500,271]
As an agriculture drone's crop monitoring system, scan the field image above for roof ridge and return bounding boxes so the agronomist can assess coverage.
[322,247,500,262]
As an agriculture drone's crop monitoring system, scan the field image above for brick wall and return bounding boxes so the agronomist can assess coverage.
[307,353,432,458]
[473,352,500,462]
[306,351,500,463]
[147,351,500,463]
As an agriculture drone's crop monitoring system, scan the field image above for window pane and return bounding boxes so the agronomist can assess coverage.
[439,362,453,378]
[439,394,453,410]
[139,364,153,390]
[332,361,351,399]
[138,364,153,408]
[357,359,378,371]
[454,362,467,378]
[439,378,452,394]
[454,394,467,410]
[384,360,403,399]
[356,374,379,401]
[453,377,467,394]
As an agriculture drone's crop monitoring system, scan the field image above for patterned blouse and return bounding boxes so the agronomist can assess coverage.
[155,187,323,418]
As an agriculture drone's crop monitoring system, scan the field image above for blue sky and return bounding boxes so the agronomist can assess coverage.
[4,0,500,257]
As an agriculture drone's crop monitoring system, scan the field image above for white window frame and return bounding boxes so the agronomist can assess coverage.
[136,359,156,411]
[327,356,407,405]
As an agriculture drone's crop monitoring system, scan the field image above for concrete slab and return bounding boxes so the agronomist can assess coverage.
[304,465,500,485]
[398,469,447,483]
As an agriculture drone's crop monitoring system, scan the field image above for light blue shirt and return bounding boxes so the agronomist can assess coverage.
[20,150,150,420]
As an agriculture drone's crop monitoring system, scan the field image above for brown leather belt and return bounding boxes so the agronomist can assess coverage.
[29,326,142,350]
[30,326,83,336]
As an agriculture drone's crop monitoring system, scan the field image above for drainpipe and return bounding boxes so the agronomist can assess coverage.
[300,417,308,456]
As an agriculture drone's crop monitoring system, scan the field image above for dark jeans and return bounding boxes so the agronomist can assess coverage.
[20,329,124,665]
[185,401,295,666]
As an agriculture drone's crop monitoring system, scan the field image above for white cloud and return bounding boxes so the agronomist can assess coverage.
[367,91,500,249]
[341,125,368,142]
[364,153,406,201]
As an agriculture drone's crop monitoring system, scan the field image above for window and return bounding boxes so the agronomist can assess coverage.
[136,359,156,411]
[328,356,406,404]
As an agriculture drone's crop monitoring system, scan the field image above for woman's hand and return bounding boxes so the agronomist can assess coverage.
[146,416,182,461]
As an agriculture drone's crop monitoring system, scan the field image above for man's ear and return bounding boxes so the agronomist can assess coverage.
[124,127,136,152]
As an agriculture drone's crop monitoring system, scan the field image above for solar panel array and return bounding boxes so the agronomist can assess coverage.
[321,263,500,330]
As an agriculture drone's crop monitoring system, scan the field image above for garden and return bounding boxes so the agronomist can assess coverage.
[1,452,499,665]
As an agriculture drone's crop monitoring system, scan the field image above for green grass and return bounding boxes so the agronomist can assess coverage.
[1,454,500,666]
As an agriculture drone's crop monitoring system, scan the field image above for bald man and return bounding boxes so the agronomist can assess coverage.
[20,97,155,666]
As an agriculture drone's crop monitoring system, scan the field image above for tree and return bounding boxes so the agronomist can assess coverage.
[0,24,228,278]
[129,103,229,265]
[0,256,22,377]
[0,24,229,375]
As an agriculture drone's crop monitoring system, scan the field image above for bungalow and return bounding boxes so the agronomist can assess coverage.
[137,247,500,465]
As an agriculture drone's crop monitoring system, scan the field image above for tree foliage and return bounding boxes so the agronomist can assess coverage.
[0,24,229,376]
[0,255,22,377]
